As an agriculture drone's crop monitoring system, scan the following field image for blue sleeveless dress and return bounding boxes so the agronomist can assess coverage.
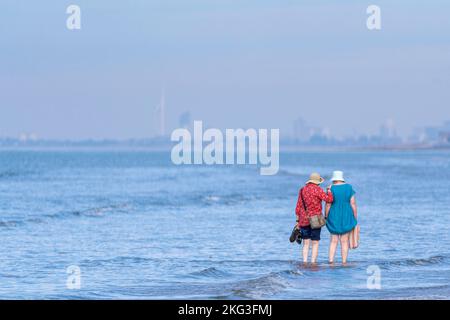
[326,184,357,235]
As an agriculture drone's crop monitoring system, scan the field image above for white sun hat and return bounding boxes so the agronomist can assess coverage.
[331,170,345,182]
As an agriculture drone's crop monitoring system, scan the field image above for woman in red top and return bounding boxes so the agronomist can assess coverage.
[295,173,333,263]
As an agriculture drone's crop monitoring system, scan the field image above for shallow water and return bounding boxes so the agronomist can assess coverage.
[0,150,449,299]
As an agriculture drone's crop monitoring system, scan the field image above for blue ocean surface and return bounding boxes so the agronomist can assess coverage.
[0,150,449,299]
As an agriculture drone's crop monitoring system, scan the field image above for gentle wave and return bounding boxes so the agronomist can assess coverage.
[0,170,24,179]
[0,220,25,228]
[230,272,289,299]
[0,203,131,229]
[277,169,306,177]
[47,203,131,219]
[377,255,449,268]
[380,284,450,300]
[188,267,231,278]
[188,258,297,267]
[0,217,46,228]
[277,168,332,181]
[79,256,158,268]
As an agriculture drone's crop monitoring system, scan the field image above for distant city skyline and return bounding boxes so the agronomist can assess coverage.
[7,114,450,143]
[1,1,450,140]
[6,118,450,148]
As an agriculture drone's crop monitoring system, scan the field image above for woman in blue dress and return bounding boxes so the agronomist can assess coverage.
[325,171,358,264]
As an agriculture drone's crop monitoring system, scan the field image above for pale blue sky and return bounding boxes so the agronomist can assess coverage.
[1,0,449,139]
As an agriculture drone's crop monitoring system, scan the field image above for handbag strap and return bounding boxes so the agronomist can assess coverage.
[300,187,308,216]
[301,186,323,220]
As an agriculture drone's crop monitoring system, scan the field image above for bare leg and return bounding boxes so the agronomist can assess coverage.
[302,239,310,263]
[311,240,319,263]
[340,233,350,264]
[329,235,339,263]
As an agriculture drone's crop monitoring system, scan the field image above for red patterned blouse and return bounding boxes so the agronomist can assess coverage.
[295,183,334,227]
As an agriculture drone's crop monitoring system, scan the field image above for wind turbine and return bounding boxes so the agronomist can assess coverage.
[155,88,166,136]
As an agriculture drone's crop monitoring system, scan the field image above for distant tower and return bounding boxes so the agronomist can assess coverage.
[293,117,310,142]
[380,118,396,139]
[155,88,166,136]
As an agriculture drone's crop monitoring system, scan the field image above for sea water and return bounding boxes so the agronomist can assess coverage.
[0,150,449,299]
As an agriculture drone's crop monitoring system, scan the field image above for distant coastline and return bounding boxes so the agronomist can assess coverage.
[0,138,449,152]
